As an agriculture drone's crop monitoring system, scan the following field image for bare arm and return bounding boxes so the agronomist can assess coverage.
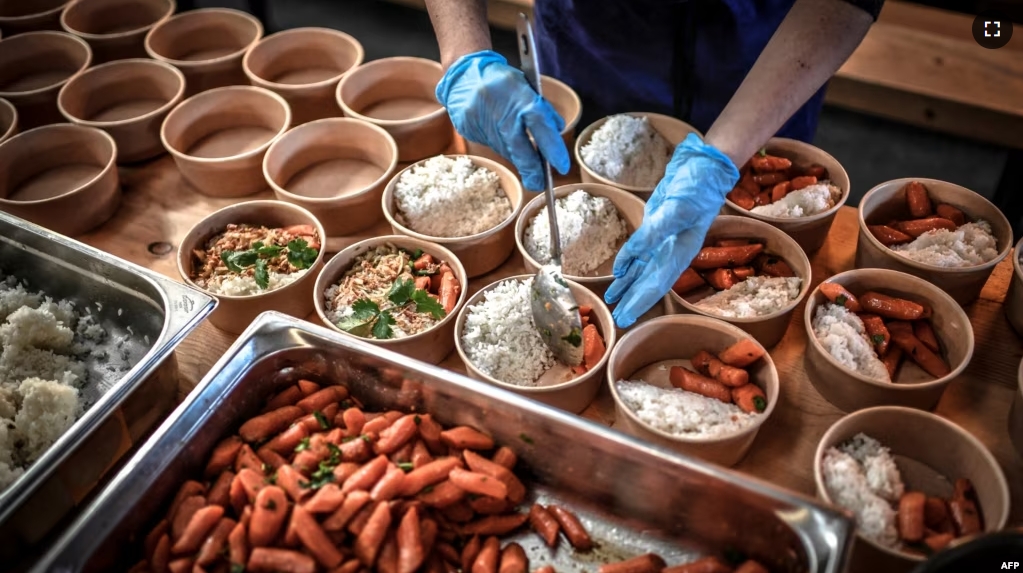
[704,0,874,166]
[424,0,492,69]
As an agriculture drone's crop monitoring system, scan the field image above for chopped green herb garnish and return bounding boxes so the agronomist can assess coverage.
[372,310,396,339]
[398,462,415,472]
[562,328,583,348]
[314,410,330,430]
[411,289,445,319]
[413,415,422,425]
[326,443,342,465]
[519,433,534,445]
[252,241,283,258]
[339,399,353,409]
[300,460,338,490]
[294,436,311,452]
[231,563,245,573]
[264,471,278,485]
[757,148,767,157]
[412,249,423,260]
[337,281,446,340]
[253,258,269,289]
[217,235,317,291]
[361,434,371,442]
[287,238,319,269]
[835,294,848,306]
[753,396,767,413]
[388,278,416,306]
[220,250,257,273]
[422,485,434,494]
[342,435,357,443]
[872,334,886,345]
[265,499,277,511]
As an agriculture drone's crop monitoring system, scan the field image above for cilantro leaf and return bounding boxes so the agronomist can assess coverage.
[313,410,330,430]
[352,299,380,321]
[388,278,415,306]
[336,299,379,337]
[757,148,767,157]
[372,310,396,339]
[410,289,446,319]
[398,462,414,472]
[287,239,319,269]
[294,436,311,452]
[221,250,258,273]
[562,327,583,348]
[255,242,283,258]
[753,396,767,413]
[872,334,886,345]
[254,259,270,289]
[231,563,245,573]
[835,294,848,306]
[412,249,423,260]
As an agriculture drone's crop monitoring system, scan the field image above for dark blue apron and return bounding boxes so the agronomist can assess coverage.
[533,0,827,143]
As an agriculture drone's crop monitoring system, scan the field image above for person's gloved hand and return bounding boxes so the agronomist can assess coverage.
[436,50,570,191]
[605,133,740,328]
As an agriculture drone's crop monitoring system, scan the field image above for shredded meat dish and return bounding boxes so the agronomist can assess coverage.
[190,224,320,290]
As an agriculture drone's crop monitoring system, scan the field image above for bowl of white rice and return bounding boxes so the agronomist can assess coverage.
[607,314,779,467]
[177,200,326,334]
[803,269,973,413]
[574,112,700,198]
[856,178,1012,306]
[814,407,1009,570]
[454,274,615,413]
[515,183,644,298]
[382,154,524,278]
[665,215,811,348]
[723,137,850,253]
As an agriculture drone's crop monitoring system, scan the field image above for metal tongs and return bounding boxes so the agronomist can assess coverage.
[518,14,584,367]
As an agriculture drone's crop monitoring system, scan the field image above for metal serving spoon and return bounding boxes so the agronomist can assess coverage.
[517,14,584,367]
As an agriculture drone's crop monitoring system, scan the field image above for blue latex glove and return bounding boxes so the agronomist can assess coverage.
[436,50,570,191]
[605,133,741,328]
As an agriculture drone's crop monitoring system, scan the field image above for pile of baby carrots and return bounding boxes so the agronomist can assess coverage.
[819,283,950,379]
[598,554,768,573]
[897,478,983,553]
[410,253,461,315]
[668,339,768,414]
[672,239,795,296]
[726,151,830,210]
[867,181,970,247]
[571,305,607,375]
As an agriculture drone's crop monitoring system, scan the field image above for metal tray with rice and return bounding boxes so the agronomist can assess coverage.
[0,212,215,568]
[35,312,853,573]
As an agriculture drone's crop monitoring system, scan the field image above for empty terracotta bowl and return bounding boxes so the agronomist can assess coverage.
[336,57,452,163]
[381,154,524,278]
[814,406,1009,572]
[856,178,1012,306]
[607,314,779,467]
[664,215,811,348]
[145,8,262,96]
[176,200,326,334]
[315,235,468,365]
[0,0,69,36]
[803,268,973,412]
[58,58,184,163]
[162,85,290,198]
[0,124,119,236]
[60,0,174,63]
[1005,237,1023,336]
[0,97,16,144]
[264,117,397,237]
[466,74,582,175]
[244,27,363,126]
[1012,358,1023,461]
[454,274,616,413]
[0,31,91,129]
[575,112,700,198]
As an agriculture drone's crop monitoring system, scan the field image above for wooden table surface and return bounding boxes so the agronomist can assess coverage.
[81,152,1023,527]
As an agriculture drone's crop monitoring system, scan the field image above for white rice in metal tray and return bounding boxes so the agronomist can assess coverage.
[523,190,628,276]
[394,155,513,238]
[695,276,802,318]
[892,220,999,267]
[751,183,842,218]
[812,303,890,382]
[615,379,758,439]
[821,432,905,548]
[580,115,673,188]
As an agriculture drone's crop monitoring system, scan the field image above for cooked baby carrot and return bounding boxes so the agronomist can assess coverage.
[469,495,509,516]
[819,282,863,312]
[265,423,309,456]
[171,495,205,540]
[581,324,605,370]
[691,244,764,270]
[868,225,914,246]
[415,276,431,291]
[472,536,500,573]
[276,464,309,502]
[935,203,966,227]
[905,181,933,218]
[887,321,951,377]
[790,175,817,190]
[401,457,462,496]
[914,321,941,353]
[462,513,530,536]
[149,534,170,573]
[895,217,957,237]
[417,479,466,508]
[661,557,732,573]
[297,379,320,396]
[673,268,706,296]
[755,191,771,206]
[752,172,786,186]
[342,455,390,494]
[860,292,926,321]
[172,504,224,554]
[265,385,303,412]
[231,469,261,513]
[859,314,890,355]
[413,253,435,270]
[705,268,738,291]
[440,426,494,451]
[732,384,767,414]
[925,532,955,552]
[296,386,347,414]
[925,497,953,532]
[248,548,316,573]
[396,506,426,573]
[207,470,234,508]
[249,486,288,547]
[355,500,392,565]
[439,272,460,314]
[449,468,508,499]
[370,464,407,501]
[464,450,525,504]
[205,437,243,478]
[462,535,483,573]
[734,561,770,573]
[166,557,193,573]
[498,542,528,573]
[598,553,666,573]
[227,521,248,569]
[528,504,560,547]
[235,443,265,475]
[718,338,766,368]
[727,187,756,210]
[750,153,791,173]
[770,181,790,203]
[738,170,760,194]
[257,447,287,471]
[303,483,344,514]
[669,366,732,403]
[732,266,755,279]
[292,505,344,569]
[899,491,926,542]
[883,346,904,379]
[805,164,828,179]
[691,350,749,388]
[754,254,795,278]
[376,414,418,455]
[239,406,304,443]
[322,490,371,531]
[196,517,236,566]
[145,519,169,563]
[548,505,592,551]
[492,446,516,469]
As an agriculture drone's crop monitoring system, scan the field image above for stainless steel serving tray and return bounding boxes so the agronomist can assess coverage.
[35,312,853,573]
[0,212,216,567]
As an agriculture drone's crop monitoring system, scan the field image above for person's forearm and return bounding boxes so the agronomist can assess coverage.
[704,0,874,167]
[424,0,492,69]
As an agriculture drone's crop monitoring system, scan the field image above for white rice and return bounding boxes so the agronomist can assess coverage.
[812,303,891,382]
[394,155,512,238]
[750,183,842,218]
[460,278,556,387]
[695,276,802,318]
[821,432,905,548]
[615,380,758,439]
[523,190,628,276]
[580,115,673,188]
[892,220,999,267]
[202,269,308,297]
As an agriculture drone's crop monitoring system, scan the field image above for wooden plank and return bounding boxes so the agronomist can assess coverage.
[878,1,1023,52]
[383,0,529,29]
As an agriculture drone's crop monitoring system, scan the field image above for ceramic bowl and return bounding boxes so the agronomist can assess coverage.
[58,58,184,163]
[336,56,452,163]
[723,137,850,253]
[176,200,326,334]
[243,27,363,126]
[263,117,397,237]
[575,112,700,198]
[454,274,616,413]
[162,85,290,198]
[803,268,973,412]
[315,235,467,365]
[607,314,779,467]
[1005,238,1023,337]
[0,31,91,129]
[856,178,1012,305]
[466,74,582,175]
[1011,358,1023,462]
[0,124,119,236]
[382,154,524,278]
[144,8,262,97]
[814,406,1010,572]
[0,97,16,144]
[0,0,70,36]
[60,0,174,63]
[664,215,811,348]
